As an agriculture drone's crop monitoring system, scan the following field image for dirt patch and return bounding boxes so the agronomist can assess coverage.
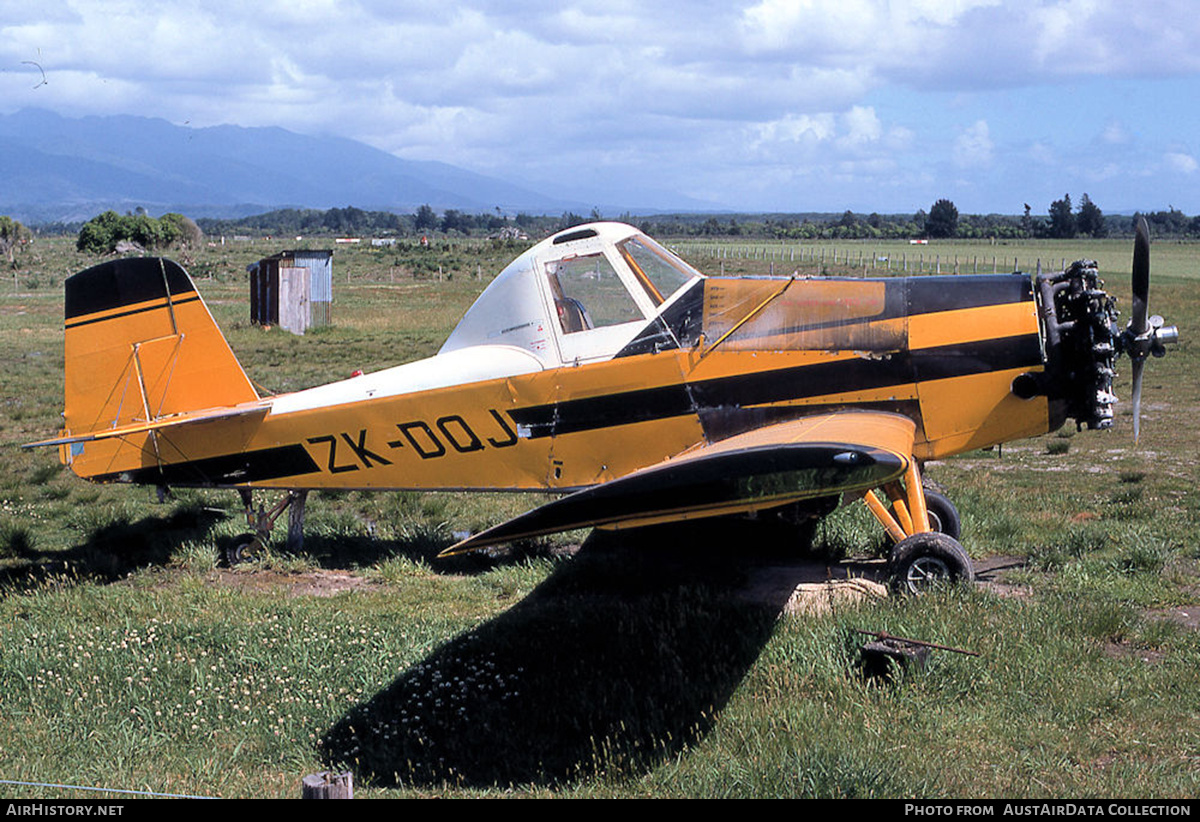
[973,555,1033,599]
[211,567,384,598]
[1144,605,1200,630]
[1104,642,1168,665]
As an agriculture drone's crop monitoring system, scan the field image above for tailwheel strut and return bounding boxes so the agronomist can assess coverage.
[860,461,973,594]
[224,489,309,566]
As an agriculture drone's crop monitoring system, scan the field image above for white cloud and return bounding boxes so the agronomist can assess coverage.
[4,1,1200,212]
[1165,152,1198,174]
[753,113,836,144]
[838,106,882,148]
[1028,141,1057,165]
[1101,119,1131,145]
[953,120,993,168]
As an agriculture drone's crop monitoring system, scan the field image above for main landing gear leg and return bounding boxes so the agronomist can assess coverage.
[224,489,309,566]
[861,461,973,594]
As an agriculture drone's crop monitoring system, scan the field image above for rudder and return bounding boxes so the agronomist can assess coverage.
[63,257,258,441]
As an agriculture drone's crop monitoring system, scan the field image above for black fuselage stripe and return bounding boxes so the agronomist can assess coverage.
[97,444,321,486]
[511,334,1042,438]
[905,275,1032,314]
[65,295,202,329]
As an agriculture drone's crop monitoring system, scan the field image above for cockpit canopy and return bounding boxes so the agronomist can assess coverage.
[440,222,702,365]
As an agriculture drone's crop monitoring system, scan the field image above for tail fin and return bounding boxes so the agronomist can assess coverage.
[63,257,258,440]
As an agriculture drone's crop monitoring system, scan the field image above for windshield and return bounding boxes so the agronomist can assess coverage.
[616,235,701,307]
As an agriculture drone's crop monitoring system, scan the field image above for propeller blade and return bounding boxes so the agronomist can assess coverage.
[1131,216,1150,336]
[1131,356,1144,443]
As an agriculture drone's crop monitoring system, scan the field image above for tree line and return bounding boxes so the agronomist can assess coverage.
[193,199,1193,243]
[645,196,1192,242]
[7,197,1200,270]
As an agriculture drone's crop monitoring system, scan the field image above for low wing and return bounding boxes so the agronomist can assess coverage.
[443,410,916,554]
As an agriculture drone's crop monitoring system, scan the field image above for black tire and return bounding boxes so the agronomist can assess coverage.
[886,489,961,542]
[923,490,961,540]
[888,532,973,594]
[224,534,263,566]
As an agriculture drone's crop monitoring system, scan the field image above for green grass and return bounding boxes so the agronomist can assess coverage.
[1,234,1198,798]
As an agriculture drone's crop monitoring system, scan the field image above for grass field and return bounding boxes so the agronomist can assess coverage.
[1,233,1198,798]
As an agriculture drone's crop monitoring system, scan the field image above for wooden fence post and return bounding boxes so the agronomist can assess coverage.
[302,771,353,799]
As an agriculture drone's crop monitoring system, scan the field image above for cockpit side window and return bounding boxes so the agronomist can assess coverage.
[616,235,700,307]
[545,253,643,334]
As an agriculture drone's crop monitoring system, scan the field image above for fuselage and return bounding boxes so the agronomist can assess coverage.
[66,269,1049,493]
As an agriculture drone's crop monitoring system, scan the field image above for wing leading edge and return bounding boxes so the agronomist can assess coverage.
[443,410,916,554]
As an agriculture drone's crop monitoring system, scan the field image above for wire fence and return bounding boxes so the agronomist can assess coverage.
[670,241,1078,277]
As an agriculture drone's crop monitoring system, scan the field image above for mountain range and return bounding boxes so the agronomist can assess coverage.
[0,108,607,224]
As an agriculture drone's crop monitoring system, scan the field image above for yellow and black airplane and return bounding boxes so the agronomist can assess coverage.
[26,220,1178,591]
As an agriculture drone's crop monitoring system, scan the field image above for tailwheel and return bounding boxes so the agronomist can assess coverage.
[220,489,309,566]
[225,533,264,566]
[888,531,973,595]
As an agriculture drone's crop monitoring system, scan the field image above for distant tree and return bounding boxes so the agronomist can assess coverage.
[160,212,203,246]
[558,211,586,231]
[1147,207,1188,235]
[127,212,168,248]
[439,209,465,233]
[413,204,437,232]
[0,215,31,268]
[76,210,124,253]
[1076,194,1105,237]
[76,210,196,254]
[925,199,959,238]
[1048,194,1076,238]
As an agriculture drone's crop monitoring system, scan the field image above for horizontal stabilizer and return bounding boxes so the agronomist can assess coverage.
[23,403,268,450]
[443,411,915,554]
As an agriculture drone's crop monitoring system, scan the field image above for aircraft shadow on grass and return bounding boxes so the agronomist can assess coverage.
[319,518,817,789]
[0,504,225,593]
[1,497,559,596]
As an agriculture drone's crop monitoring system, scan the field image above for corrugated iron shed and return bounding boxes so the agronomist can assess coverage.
[248,249,333,335]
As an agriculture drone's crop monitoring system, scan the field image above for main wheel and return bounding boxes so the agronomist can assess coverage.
[922,490,961,540]
[886,489,961,541]
[888,531,973,594]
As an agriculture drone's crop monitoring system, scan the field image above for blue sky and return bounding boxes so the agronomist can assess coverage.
[3,0,1199,214]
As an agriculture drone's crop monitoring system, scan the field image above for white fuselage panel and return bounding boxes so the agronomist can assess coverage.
[267,345,544,416]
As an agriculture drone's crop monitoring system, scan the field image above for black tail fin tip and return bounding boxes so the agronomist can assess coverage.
[65,258,195,321]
